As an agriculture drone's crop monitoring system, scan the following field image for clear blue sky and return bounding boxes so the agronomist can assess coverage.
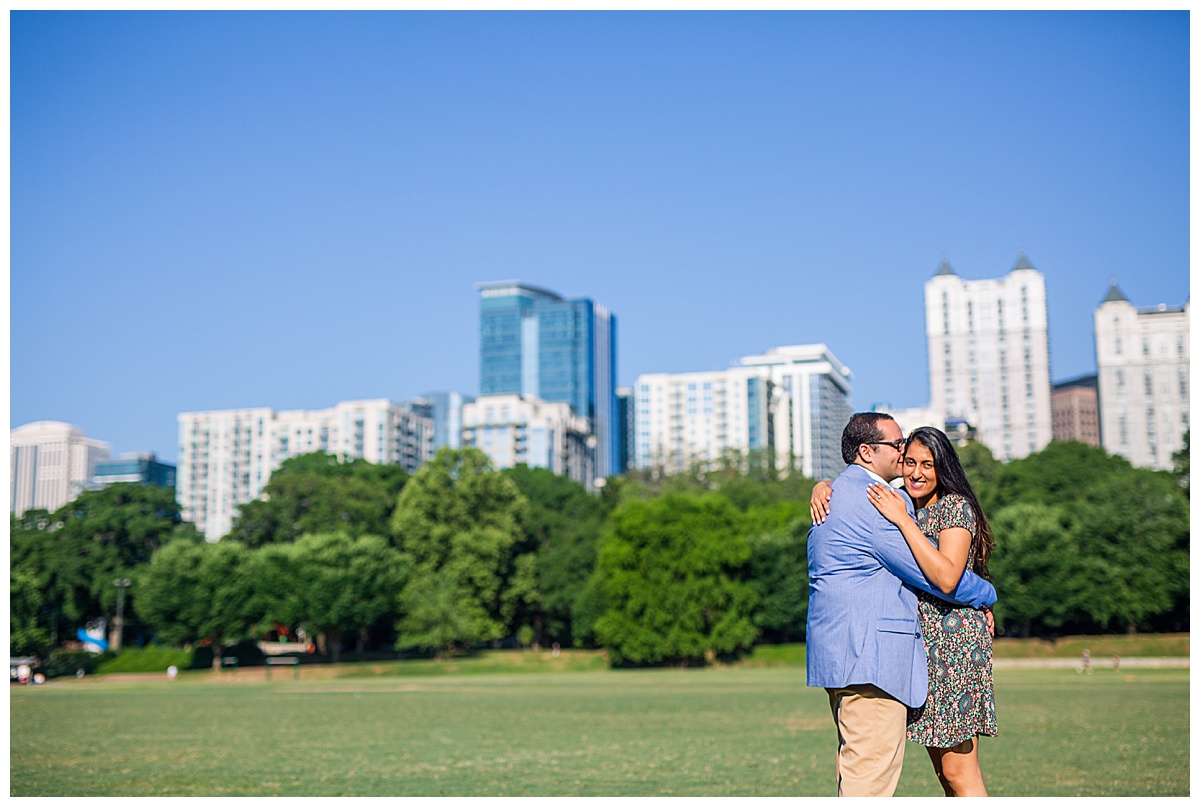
[11,11,1190,464]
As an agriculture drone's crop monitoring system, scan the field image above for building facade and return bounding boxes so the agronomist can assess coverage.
[874,405,947,439]
[634,344,853,482]
[92,453,177,489]
[478,281,617,480]
[177,399,434,540]
[634,365,771,475]
[461,393,596,488]
[616,386,635,475]
[10,421,110,516]
[1051,375,1101,447]
[413,391,470,451]
[925,254,1053,461]
[739,344,854,481]
[1093,280,1189,470]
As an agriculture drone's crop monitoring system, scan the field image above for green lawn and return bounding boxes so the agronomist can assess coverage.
[10,664,1188,796]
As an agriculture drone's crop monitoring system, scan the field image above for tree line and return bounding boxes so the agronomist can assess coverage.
[10,438,1189,669]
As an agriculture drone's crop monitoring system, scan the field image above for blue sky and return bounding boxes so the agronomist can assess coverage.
[10,11,1190,464]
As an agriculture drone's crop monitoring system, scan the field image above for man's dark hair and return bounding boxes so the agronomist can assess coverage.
[840,412,896,463]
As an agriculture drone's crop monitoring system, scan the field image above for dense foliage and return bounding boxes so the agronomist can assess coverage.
[986,442,1189,636]
[10,441,1189,666]
[593,493,759,665]
[226,452,409,546]
[10,484,201,654]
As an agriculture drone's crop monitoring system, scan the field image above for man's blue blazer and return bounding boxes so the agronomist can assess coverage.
[805,464,998,708]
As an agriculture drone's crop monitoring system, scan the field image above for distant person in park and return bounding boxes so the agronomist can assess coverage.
[806,415,997,797]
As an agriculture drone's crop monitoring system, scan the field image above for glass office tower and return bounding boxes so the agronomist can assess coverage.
[478,281,618,479]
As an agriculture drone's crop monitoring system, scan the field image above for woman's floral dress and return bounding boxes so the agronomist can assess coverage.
[906,492,998,748]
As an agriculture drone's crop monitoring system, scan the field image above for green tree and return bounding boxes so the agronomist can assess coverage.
[593,493,759,666]
[984,453,1190,638]
[138,540,255,670]
[1172,430,1189,495]
[285,532,407,661]
[10,486,198,648]
[988,502,1083,636]
[244,542,303,638]
[1069,469,1189,633]
[227,452,409,546]
[745,520,809,643]
[990,441,1131,511]
[955,440,1003,514]
[10,567,51,656]
[11,509,91,646]
[389,448,530,652]
[396,567,495,658]
[502,464,610,648]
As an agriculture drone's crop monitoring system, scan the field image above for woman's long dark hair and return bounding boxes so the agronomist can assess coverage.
[905,426,995,579]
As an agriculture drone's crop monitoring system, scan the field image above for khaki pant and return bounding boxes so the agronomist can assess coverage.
[826,685,908,796]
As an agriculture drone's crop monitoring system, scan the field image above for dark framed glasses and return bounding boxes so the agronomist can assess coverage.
[868,439,906,451]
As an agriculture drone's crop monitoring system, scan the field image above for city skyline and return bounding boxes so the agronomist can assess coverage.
[11,11,1189,463]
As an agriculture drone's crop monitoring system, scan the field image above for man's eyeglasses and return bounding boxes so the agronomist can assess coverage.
[868,439,906,451]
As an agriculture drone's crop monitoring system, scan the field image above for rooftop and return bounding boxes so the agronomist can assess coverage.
[475,280,565,302]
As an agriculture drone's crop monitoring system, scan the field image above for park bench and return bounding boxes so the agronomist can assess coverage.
[220,656,239,671]
[265,656,301,680]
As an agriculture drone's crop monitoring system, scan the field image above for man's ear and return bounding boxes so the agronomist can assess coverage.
[857,444,872,463]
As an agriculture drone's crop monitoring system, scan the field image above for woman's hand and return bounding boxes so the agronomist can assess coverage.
[867,483,909,526]
[810,480,833,524]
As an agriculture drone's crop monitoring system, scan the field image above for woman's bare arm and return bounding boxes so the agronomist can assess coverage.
[867,483,971,594]
[809,480,833,524]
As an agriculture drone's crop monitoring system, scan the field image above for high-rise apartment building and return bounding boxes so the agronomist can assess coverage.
[634,343,853,482]
[1093,280,1189,470]
[925,254,1053,461]
[10,421,110,516]
[461,393,596,488]
[178,399,434,540]
[1051,375,1101,448]
[739,344,854,480]
[635,365,771,474]
[478,281,617,480]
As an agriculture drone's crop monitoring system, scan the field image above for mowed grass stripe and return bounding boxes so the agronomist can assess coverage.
[11,667,1188,797]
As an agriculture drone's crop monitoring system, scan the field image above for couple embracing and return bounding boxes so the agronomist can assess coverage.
[807,412,998,797]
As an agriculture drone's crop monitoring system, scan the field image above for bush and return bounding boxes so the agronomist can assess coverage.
[95,645,194,674]
[38,649,109,679]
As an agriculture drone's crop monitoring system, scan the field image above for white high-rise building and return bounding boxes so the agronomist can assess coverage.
[634,365,770,475]
[177,399,434,541]
[461,394,596,489]
[634,343,853,482]
[925,254,1053,461]
[739,344,854,481]
[1093,280,1189,470]
[10,421,110,516]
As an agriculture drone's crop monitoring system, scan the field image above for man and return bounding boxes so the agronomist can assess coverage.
[806,413,997,797]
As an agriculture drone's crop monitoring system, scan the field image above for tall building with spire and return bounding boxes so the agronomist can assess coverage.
[1093,279,1189,470]
[924,254,1053,460]
[477,281,617,479]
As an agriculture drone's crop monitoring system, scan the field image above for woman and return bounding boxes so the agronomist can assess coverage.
[810,426,997,797]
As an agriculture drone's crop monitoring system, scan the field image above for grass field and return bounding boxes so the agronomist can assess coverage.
[10,661,1188,796]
